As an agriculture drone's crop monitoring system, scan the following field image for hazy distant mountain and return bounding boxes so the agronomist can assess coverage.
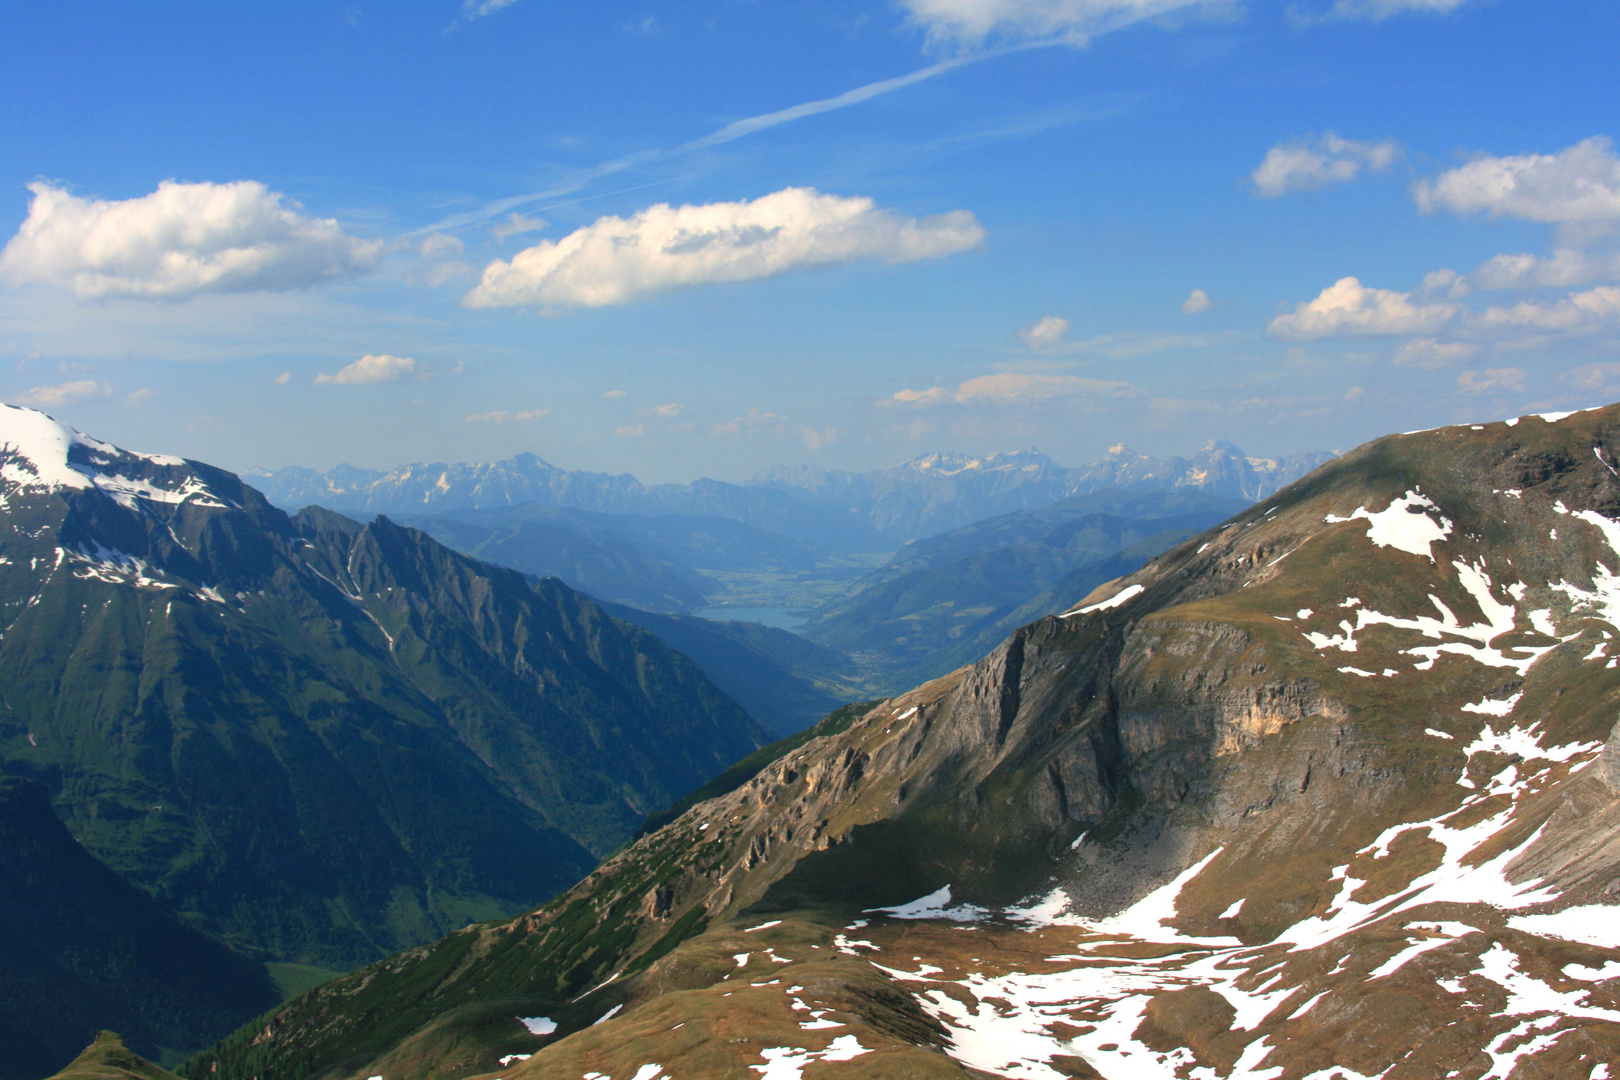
[248,441,1333,548]
[798,489,1247,690]
[198,405,1620,1080]
[0,405,766,973]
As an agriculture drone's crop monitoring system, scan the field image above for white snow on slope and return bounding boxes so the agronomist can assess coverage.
[1508,905,1620,948]
[0,403,229,510]
[1324,490,1452,561]
[1304,560,1555,675]
[1064,582,1144,618]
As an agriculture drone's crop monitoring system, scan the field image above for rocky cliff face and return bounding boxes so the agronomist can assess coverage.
[190,406,1620,1079]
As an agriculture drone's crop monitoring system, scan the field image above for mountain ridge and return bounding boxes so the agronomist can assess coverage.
[0,403,767,976]
[246,441,1333,547]
[188,403,1620,1080]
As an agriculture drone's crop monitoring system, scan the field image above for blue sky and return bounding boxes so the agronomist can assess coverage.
[1,0,1616,482]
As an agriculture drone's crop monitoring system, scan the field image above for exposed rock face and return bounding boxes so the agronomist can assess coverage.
[192,406,1620,1080]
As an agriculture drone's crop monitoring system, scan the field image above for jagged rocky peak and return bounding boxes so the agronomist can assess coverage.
[200,404,1620,1080]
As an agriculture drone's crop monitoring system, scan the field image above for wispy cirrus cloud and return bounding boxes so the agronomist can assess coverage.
[900,0,1231,50]
[463,408,549,423]
[882,371,1141,407]
[14,379,111,407]
[1295,0,1478,22]
[1018,315,1070,349]
[464,188,984,309]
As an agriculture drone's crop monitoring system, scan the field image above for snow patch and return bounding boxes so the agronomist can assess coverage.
[750,1034,870,1078]
[1324,490,1453,561]
[868,885,989,922]
[516,1016,555,1035]
[1507,905,1620,948]
[1064,582,1144,617]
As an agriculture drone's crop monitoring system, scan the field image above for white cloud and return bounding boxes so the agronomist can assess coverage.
[883,372,1140,407]
[416,233,464,260]
[1413,137,1620,232]
[636,402,684,419]
[880,387,952,408]
[491,212,547,241]
[14,379,111,407]
[1456,367,1525,395]
[1252,133,1400,197]
[614,424,646,438]
[1268,277,1461,339]
[1392,338,1479,368]
[463,408,550,423]
[312,353,419,385]
[601,389,627,399]
[1465,248,1620,290]
[1321,0,1476,20]
[1562,361,1620,393]
[712,407,787,435]
[1477,285,1620,333]
[1018,314,1069,349]
[0,180,381,300]
[461,0,521,19]
[1181,288,1212,315]
[899,0,1220,48]
[274,371,292,385]
[126,387,155,406]
[462,187,984,309]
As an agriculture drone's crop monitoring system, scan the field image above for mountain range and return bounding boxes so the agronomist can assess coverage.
[0,404,768,1071]
[192,405,1620,1079]
[248,441,1334,549]
[797,489,1249,691]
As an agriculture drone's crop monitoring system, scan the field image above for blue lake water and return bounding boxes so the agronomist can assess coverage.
[694,606,808,632]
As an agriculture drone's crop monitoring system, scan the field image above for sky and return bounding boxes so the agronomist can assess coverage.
[1,0,1617,483]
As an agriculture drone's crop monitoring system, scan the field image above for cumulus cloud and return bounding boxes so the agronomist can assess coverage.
[1466,249,1620,291]
[312,354,419,385]
[462,187,984,309]
[899,0,1220,48]
[601,389,627,399]
[0,180,381,300]
[1018,315,1070,349]
[1456,367,1525,395]
[1268,277,1461,339]
[492,212,547,241]
[14,379,111,407]
[1392,338,1479,368]
[636,402,684,419]
[1477,286,1620,333]
[1181,288,1212,315]
[463,408,550,423]
[1413,137,1620,234]
[882,372,1140,407]
[1319,0,1476,20]
[1252,133,1400,197]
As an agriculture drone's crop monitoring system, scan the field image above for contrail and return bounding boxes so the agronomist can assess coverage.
[409,40,1061,238]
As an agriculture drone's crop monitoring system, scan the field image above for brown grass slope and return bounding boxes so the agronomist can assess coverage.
[189,405,1620,1079]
